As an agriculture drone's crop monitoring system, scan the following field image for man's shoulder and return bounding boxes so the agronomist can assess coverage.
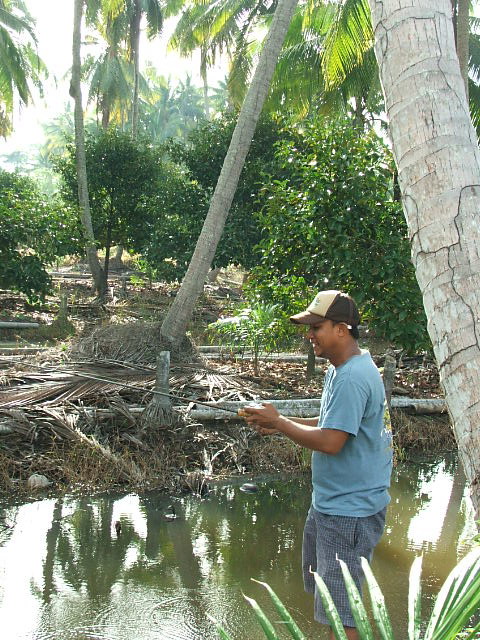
[340,352,383,392]
[340,351,378,377]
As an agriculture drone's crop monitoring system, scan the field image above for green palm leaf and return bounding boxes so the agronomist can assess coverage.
[408,555,423,640]
[338,558,374,640]
[424,546,480,640]
[251,578,306,640]
[361,557,394,640]
[313,571,348,640]
[321,0,373,90]
[243,593,280,639]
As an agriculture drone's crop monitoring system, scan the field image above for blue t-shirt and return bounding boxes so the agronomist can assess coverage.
[311,351,393,517]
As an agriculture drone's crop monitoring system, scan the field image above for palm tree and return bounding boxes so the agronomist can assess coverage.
[369,0,480,517]
[172,0,480,129]
[125,0,163,137]
[137,69,206,140]
[71,0,106,298]
[0,0,45,136]
[169,2,223,119]
[160,0,300,344]
[84,0,163,133]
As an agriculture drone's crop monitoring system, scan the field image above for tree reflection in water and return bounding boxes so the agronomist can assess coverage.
[0,459,472,640]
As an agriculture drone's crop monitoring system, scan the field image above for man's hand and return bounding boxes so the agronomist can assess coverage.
[241,403,280,435]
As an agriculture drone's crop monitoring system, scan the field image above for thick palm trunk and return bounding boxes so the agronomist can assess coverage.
[71,0,106,297]
[368,0,480,517]
[160,0,299,343]
[455,0,469,100]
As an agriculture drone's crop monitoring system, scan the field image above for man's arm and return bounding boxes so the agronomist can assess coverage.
[243,404,349,454]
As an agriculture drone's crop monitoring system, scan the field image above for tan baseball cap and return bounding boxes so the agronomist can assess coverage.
[289,290,360,326]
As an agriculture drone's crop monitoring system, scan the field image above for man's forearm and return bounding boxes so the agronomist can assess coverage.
[274,416,348,454]
[287,416,319,427]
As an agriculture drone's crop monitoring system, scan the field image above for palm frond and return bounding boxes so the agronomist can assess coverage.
[321,0,373,90]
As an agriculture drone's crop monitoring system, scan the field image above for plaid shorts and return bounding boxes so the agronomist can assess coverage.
[302,505,387,628]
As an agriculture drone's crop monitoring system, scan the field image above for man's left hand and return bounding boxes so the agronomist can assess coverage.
[242,403,280,434]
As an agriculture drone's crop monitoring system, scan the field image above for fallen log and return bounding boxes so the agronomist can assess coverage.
[34,396,445,424]
[0,322,40,329]
[202,351,328,364]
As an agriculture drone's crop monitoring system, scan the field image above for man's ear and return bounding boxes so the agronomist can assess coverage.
[336,323,349,336]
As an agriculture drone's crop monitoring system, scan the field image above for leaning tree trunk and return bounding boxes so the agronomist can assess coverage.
[160,0,300,344]
[368,0,480,517]
[70,0,106,298]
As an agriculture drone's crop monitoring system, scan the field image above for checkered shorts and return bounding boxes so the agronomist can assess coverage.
[302,505,387,628]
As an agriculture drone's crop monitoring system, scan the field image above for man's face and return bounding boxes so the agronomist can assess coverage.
[306,319,338,357]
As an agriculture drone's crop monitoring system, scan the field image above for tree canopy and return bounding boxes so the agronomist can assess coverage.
[250,115,428,351]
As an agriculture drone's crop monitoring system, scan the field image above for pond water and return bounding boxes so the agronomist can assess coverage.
[0,458,476,640]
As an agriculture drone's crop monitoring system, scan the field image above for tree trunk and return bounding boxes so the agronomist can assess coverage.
[455,0,469,100]
[70,0,106,298]
[160,0,300,344]
[104,218,113,291]
[201,46,210,120]
[131,0,142,138]
[368,0,480,517]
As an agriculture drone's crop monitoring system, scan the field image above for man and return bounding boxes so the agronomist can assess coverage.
[242,290,393,640]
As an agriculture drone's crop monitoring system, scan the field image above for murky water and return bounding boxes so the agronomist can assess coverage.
[0,458,476,640]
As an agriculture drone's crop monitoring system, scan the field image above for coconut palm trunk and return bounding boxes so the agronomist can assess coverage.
[368,0,480,517]
[455,0,469,100]
[131,0,142,138]
[71,0,106,297]
[200,45,210,119]
[160,0,300,343]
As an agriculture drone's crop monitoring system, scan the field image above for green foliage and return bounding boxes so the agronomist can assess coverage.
[208,301,293,375]
[161,113,283,273]
[0,169,81,301]
[54,128,162,268]
[137,161,210,282]
[214,548,480,640]
[251,116,428,352]
[138,70,209,142]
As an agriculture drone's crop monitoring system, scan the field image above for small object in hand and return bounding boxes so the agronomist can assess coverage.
[240,482,259,493]
[237,402,263,417]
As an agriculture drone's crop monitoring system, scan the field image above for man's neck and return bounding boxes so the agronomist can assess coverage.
[329,342,362,367]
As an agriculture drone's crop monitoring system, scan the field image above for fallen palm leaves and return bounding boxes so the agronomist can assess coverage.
[0,356,279,497]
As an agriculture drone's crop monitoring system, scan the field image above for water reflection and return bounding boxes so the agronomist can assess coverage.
[0,458,475,640]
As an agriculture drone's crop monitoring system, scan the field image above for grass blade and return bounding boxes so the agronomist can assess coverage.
[338,558,374,640]
[243,593,280,640]
[313,571,349,640]
[408,556,423,640]
[251,579,306,640]
[360,557,394,640]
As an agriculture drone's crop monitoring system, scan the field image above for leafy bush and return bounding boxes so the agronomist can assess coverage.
[0,169,81,301]
[213,547,480,639]
[251,116,429,352]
